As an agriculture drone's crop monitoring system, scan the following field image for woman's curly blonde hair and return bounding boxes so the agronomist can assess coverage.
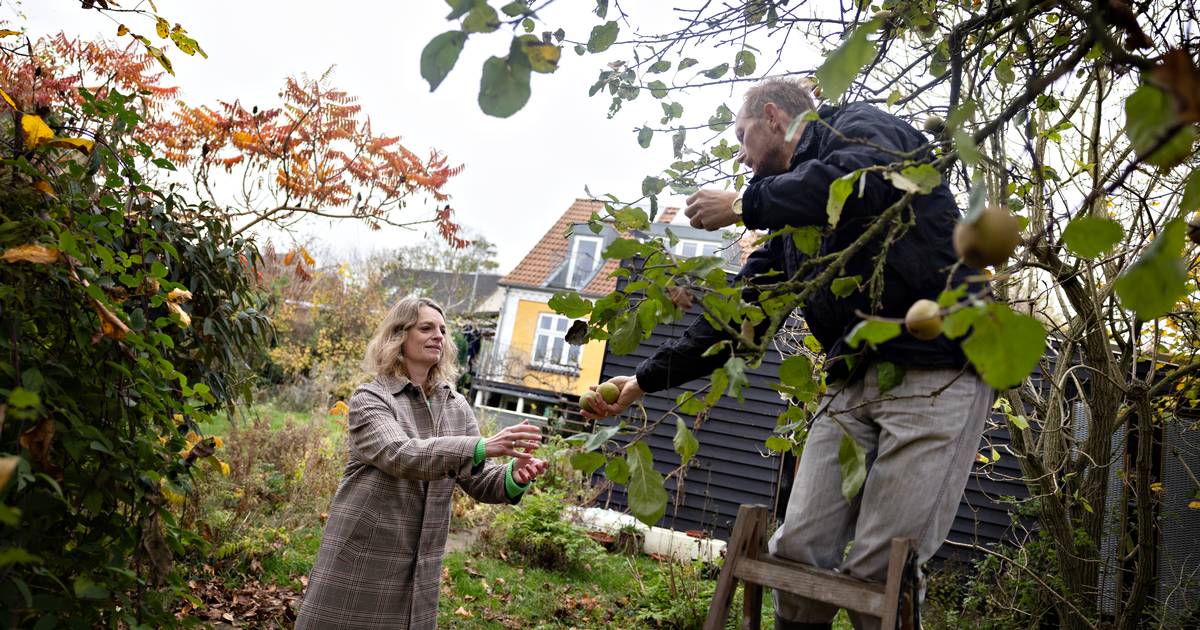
[362,296,459,387]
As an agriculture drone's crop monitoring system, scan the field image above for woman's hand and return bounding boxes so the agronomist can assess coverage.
[582,375,645,420]
[512,456,548,485]
[484,420,543,460]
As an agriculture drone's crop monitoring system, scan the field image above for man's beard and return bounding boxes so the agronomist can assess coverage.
[757,137,793,176]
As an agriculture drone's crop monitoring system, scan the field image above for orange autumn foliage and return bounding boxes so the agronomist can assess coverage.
[0,33,467,248]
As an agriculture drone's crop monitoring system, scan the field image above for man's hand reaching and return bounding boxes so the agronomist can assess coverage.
[582,375,645,420]
[684,189,739,230]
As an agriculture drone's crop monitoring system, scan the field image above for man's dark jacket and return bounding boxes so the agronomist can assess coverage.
[636,102,988,393]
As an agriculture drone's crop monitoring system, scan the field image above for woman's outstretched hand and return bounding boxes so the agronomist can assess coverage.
[512,456,548,484]
[484,420,543,460]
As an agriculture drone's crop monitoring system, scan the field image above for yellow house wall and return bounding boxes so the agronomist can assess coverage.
[510,298,606,397]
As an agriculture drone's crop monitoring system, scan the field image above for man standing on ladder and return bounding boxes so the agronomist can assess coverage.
[584,78,994,630]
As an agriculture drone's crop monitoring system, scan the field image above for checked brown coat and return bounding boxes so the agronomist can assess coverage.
[296,374,516,629]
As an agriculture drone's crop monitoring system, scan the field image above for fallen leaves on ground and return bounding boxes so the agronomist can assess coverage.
[175,574,301,628]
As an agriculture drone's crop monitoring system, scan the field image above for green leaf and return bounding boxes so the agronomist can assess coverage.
[583,422,622,451]
[827,170,863,227]
[876,361,905,393]
[792,226,821,256]
[1062,216,1123,259]
[445,0,476,20]
[636,299,659,333]
[845,320,901,349]
[637,126,653,148]
[463,3,500,33]
[608,311,643,355]
[479,56,531,118]
[674,417,700,466]
[8,387,39,408]
[595,0,608,19]
[604,237,646,260]
[838,430,867,502]
[1182,169,1200,214]
[887,90,903,107]
[778,355,819,402]
[996,58,1015,84]
[734,50,757,77]
[0,548,40,568]
[724,357,749,401]
[1114,218,1189,320]
[830,275,862,298]
[814,19,880,102]
[604,455,630,484]
[647,80,668,99]
[1008,414,1029,431]
[587,21,619,54]
[570,451,606,476]
[648,59,671,73]
[765,436,793,453]
[548,291,592,318]
[678,58,699,71]
[420,31,468,91]
[962,303,1047,389]
[702,63,729,80]
[885,163,941,195]
[73,577,109,600]
[501,1,528,17]
[626,441,668,525]
[708,104,734,132]
[1125,84,1198,170]
[942,305,983,339]
[641,176,666,197]
[954,130,982,166]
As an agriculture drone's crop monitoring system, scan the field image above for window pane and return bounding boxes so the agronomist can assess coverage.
[556,317,568,332]
[551,338,565,364]
[567,344,580,365]
[533,335,548,363]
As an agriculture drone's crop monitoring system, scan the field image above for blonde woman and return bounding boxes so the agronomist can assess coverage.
[297,296,546,630]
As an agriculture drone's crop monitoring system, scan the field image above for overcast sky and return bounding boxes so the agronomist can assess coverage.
[9,0,749,272]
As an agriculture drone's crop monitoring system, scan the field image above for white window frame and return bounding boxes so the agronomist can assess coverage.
[566,235,604,289]
[532,313,581,369]
[674,239,721,258]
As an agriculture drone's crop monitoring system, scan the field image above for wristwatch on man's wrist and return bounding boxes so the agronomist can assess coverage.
[731,188,745,216]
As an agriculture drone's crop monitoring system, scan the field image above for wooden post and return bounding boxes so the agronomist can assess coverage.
[704,504,768,630]
[739,507,769,630]
[880,538,911,630]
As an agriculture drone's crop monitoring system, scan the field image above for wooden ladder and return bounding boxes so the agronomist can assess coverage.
[704,505,919,630]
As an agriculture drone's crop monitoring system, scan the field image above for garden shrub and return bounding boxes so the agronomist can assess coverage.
[492,490,604,572]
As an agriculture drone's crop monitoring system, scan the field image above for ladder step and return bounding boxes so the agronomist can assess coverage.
[731,557,887,617]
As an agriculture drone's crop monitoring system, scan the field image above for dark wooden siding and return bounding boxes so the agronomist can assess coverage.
[595,303,1034,564]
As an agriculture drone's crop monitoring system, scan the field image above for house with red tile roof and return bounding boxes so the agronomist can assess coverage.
[471,198,758,425]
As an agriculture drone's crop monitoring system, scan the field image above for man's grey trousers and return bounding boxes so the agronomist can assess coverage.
[769,366,994,629]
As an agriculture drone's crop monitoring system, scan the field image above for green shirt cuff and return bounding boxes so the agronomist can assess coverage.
[473,438,486,466]
[505,460,530,499]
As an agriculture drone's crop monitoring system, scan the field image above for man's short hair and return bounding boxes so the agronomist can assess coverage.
[742,78,816,119]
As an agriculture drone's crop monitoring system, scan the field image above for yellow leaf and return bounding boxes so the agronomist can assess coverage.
[1189,500,1200,509]
[0,455,19,489]
[521,41,562,73]
[990,447,1000,462]
[20,114,54,149]
[167,301,191,328]
[219,460,230,476]
[166,288,193,303]
[1150,482,1164,493]
[329,401,349,416]
[283,250,296,266]
[212,435,224,449]
[155,17,170,39]
[0,29,20,38]
[454,607,473,619]
[117,24,129,37]
[0,88,17,111]
[172,413,185,426]
[46,137,95,155]
[975,452,989,464]
[32,181,56,198]
[91,298,129,341]
[1,244,59,264]
[300,246,315,267]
